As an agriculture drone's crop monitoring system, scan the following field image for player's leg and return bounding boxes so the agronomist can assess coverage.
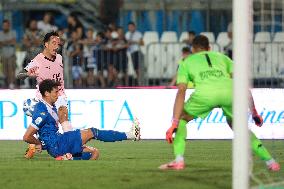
[80,124,140,145]
[160,94,212,170]
[56,95,73,132]
[159,112,192,170]
[250,132,280,171]
[173,113,195,159]
[72,146,100,160]
[224,108,280,172]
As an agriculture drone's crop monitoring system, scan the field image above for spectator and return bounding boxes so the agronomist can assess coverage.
[66,30,84,88]
[57,28,67,55]
[0,20,17,89]
[108,22,117,32]
[224,22,233,59]
[94,32,107,88]
[114,27,128,86]
[22,19,44,88]
[182,31,195,52]
[103,27,117,87]
[125,21,144,86]
[67,13,84,39]
[37,12,58,33]
[79,28,97,87]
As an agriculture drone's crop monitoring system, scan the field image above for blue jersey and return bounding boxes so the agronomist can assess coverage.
[31,101,60,149]
[31,100,83,157]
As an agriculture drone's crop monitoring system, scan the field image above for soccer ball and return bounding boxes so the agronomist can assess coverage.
[23,98,39,117]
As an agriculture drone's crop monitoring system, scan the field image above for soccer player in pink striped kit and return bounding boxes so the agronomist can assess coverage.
[17,31,73,159]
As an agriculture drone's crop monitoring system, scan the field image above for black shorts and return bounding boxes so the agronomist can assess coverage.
[114,49,128,73]
[131,51,142,70]
[95,49,107,72]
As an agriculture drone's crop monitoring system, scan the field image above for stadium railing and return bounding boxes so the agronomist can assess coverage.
[252,42,284,88]
[10,40,284,89]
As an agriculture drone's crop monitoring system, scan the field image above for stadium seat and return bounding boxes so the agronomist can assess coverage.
[145,43,184,79]
[142,31,159,54]
[252,43,277,79]
[273,32,284,42]
[160,31,178,42]
[143,31,159,44]
[145,43,163,79]
[254,32,271,42]
[272,43,284,75]
[216,32,231,52]
[16,51,27,74]
[210,43,221,52]
[200,32,215,43]
[160,43,183,79]
[179,32,188,42]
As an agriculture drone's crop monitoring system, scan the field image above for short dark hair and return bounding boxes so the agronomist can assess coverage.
[182,46,191,53]
[2,19,10,24]
[96,32,104,39]
[188,31,196,36]
[192,35,209,50]
[128,21,135,26]
[39,79,60,97]
[43,31,59,44]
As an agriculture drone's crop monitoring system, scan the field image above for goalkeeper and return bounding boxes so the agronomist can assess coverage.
[159,35,280,171]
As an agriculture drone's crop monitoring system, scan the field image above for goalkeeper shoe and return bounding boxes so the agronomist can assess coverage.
[55,153,73,160]
[268,162,280,172]
[24,144,36,159]
[159,160,185,170]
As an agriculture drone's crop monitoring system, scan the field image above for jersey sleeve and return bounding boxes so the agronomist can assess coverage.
[31,105,48,130]
[176,61,190,84]
[24,59,39,76]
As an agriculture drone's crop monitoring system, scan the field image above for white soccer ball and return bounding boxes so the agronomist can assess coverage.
[23,98,39,117]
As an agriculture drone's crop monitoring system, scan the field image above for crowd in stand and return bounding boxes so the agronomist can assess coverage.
[0,12,148,89]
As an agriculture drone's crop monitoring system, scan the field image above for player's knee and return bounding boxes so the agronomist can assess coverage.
[181,113,193,122]
[23,134,28,143]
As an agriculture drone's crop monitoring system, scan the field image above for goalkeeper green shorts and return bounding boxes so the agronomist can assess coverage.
[184,89,232,121]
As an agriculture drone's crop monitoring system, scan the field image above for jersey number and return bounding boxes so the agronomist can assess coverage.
[53,73,61,82]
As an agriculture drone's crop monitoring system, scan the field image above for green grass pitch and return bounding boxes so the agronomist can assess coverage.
[0,140,282,189]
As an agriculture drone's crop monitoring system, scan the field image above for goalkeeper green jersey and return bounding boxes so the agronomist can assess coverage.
[176,51,233,91]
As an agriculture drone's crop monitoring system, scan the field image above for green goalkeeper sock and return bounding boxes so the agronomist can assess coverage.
[251,132,272,161]
[173,119,187,158]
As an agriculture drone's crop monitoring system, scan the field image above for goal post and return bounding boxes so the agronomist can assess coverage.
[232,0,252,188]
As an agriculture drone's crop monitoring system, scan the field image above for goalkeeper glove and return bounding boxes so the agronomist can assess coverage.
[252,114,263,127]
[251,108,263,127]
[166,118,179,144]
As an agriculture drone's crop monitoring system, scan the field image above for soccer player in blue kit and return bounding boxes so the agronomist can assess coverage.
[23,79,141,160]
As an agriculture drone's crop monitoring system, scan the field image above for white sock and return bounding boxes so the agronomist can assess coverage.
[175,155,184,163]
[266,158,276,166]
[125,131,134,139]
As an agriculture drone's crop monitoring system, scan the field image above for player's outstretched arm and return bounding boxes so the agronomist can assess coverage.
[166,83,187,144]
[249,90,263,127]
[23,125,41,145]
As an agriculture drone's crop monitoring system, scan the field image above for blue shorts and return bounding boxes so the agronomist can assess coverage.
[47,130,83,157]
